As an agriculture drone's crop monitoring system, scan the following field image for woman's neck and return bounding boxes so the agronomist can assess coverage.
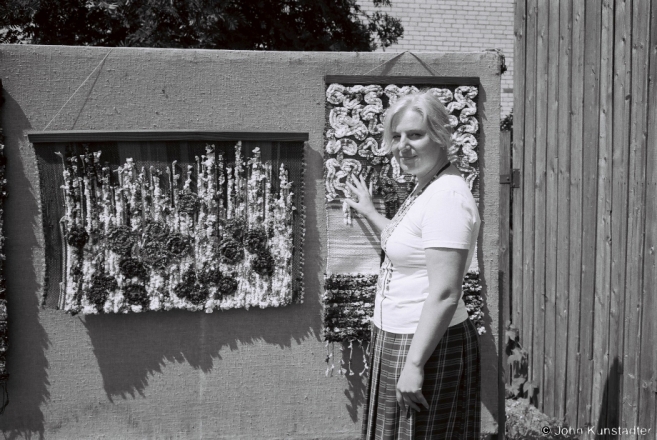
[415,158,451,189]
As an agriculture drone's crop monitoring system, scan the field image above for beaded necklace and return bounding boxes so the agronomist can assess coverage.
[376,160,452,308]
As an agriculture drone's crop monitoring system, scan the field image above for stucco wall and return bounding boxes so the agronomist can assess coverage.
[0,46,500,439]
[358,0,515,117]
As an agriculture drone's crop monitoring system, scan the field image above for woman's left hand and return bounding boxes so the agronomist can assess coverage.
[344,174,377,218]
[396,363,429,415]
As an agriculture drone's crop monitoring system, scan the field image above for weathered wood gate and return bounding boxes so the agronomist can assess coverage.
[508,0,657,436]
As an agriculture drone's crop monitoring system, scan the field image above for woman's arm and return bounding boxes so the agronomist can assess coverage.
[344,174,391,233]
[395,246,469,414]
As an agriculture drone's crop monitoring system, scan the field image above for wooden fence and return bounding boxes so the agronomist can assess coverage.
[509,0,656,435]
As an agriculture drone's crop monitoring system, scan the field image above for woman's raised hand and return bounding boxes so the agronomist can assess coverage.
[344,174,377,218]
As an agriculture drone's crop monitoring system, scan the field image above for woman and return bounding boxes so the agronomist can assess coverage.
[345,90,481,439]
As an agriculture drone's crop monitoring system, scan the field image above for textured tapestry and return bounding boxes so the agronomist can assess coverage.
[36,140,304,314]
[322,83,484,347]
[0,123,7,410]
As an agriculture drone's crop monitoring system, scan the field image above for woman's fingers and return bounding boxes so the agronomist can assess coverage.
[396,389,406,414]
[344,174,377,218]
[396,390,426,413]
[350,173,367,191]
[415,390,429,410]
[404,396,421,412]
[346,178,369,200]
[357,175,372,195]
[348,173,374,200]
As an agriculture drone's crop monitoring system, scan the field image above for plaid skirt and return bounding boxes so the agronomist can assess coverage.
[361,319,480,440]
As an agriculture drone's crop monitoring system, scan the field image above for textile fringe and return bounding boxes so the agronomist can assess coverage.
[339,344,346,376]
[359,341,370,377]
[296,142,307,304]
[325,341,335,377]
[347,341,354,376]
[342,200,352,225]
[321,339,373,380]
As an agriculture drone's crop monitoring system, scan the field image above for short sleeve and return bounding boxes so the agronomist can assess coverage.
[420,190,477,249]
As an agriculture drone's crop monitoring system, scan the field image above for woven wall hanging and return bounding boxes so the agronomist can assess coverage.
[0,86,8,411]
[322,82,485,363]
[36,139,305,314]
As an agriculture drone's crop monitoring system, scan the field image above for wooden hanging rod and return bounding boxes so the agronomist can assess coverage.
[27,130,309,144]
[324,75,480,85]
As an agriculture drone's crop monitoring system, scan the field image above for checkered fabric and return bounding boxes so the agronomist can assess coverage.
[361,320,480,439]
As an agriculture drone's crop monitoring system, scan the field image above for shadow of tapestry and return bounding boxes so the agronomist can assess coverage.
[0,92,51,440]
[83,299,319,402]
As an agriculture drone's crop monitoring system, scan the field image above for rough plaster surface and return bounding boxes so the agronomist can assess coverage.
[0,46,501,439]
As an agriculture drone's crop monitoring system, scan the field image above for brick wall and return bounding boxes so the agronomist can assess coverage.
[359,0,515,117]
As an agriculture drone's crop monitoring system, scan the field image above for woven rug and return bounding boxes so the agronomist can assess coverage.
[35,140,305,314]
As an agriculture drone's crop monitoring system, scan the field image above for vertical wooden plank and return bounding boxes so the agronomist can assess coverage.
[499,130,511,437]
[510,2,527,428]
[566,0,586,426]
[607,0,632,430]
[566,0,586,425]
[499,129,511,329]
[622,0,650,430]
[522,0,538,376]
[577,0,602,431]
[512,0,527,333]
[638,0,657,434]
[590,0,614,433]
[555,0,573,420]
[532,0,549,408]
[542,0,560,417]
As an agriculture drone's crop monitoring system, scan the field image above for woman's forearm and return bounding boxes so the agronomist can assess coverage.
[405,247,469,368]
[361,208,391,234]
[405,292,459,368]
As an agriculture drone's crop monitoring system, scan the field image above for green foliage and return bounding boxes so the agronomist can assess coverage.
[462,270,485,335]
[500,110,513,132]
[0,0,403,51]
[505,322,537,403]
[506,399,581,439]
[505,322,581,438]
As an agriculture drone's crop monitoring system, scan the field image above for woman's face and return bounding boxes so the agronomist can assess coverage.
[390,108,446,183]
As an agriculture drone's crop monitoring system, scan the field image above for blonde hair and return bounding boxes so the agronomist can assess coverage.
[382,91,453,154]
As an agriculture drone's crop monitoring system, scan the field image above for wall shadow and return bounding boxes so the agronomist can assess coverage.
[594,357,622,439]
[337,342,368,423]
[477,267,500,419]
[0,93,51,439]
[83,303,318,401]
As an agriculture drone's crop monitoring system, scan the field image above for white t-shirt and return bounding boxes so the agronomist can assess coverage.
[372,165,481,334]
